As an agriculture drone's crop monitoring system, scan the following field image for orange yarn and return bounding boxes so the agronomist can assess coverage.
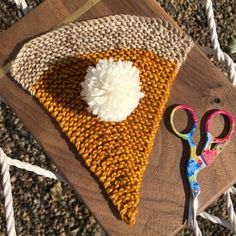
[32,48,177,224]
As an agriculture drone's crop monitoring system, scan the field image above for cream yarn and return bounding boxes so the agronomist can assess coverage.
[81,59,144,122]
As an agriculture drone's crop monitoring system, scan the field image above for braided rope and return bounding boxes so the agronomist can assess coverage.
[200,46,236,69]
[197,187,236,234]
[13,0,30,14]
[200,211,233,230]
[6,156,66,183]
[0,149,16,236]
[225,187,236,232]
[203,0,236,85]
[13,0,28,10]
[187,1,236,235]
[192,218,203,236]
[2,148,235,235]
[0,148,65,234]
[189,197,202,236]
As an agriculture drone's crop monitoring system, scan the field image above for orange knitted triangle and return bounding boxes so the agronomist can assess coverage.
[32,48,177,224]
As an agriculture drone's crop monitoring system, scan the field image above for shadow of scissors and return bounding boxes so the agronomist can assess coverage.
[170,104,234,230]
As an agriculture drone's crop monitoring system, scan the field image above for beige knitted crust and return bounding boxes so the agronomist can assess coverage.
[11,15,193,93]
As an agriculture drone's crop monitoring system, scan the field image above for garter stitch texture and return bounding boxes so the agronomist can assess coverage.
[11,15,193,224]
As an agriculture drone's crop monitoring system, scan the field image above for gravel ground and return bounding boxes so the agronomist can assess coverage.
[0,0,235,235]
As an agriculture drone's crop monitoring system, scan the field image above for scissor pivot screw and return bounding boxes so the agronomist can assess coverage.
[213,97,221,104]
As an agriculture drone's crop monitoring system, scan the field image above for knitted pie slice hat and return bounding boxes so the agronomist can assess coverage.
[11,15,193,224]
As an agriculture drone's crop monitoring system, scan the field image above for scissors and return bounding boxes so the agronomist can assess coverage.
[170,104,234,229]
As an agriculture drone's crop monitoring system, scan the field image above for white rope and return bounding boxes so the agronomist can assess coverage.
[225,187,236,232]
[0,149,16,236]
[199,211,232,230]
[198,187,236,233]
[6,156,66,182]
[192,186,236,236]
[0,148,66,235]
[2,147,235,236]
[203,0,236,85]
[200,46,236,71]
[192,218,202,236]
[188,1,236,235]
[188,197,202,236]
[13,0,28,10]
[13,0,30,14]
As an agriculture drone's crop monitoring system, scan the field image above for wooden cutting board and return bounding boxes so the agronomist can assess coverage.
[0,0,236,235]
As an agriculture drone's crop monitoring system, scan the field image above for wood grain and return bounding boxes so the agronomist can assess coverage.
[0,0,98,67]
[1,0,236,235]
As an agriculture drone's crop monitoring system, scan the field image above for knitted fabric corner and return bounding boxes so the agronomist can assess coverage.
[11,15,193,224]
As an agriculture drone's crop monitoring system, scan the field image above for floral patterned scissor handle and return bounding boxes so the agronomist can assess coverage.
[170,104,234,227]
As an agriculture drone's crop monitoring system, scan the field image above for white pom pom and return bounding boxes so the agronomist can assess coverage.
[81,59,144,122]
